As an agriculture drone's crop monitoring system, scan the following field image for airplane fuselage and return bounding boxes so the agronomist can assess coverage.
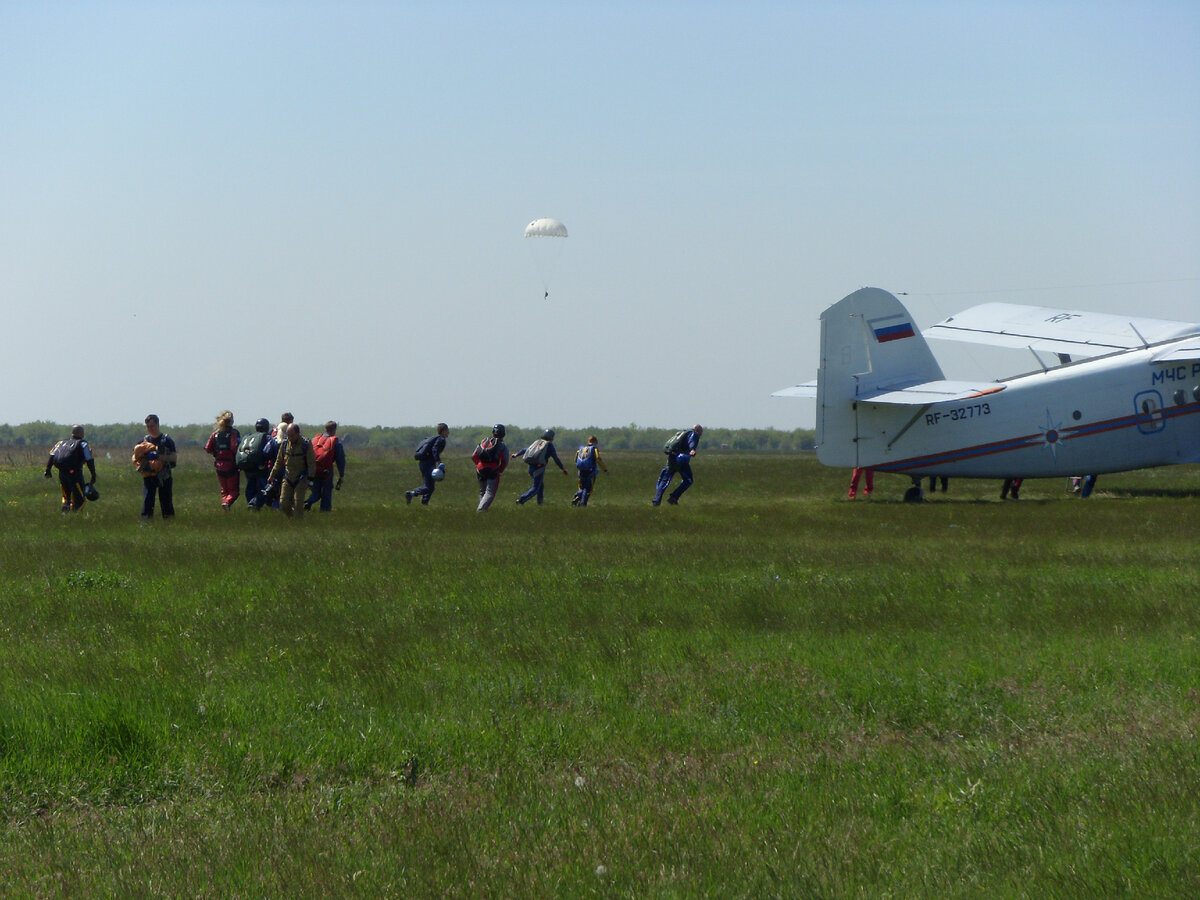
[855,344,1200,478]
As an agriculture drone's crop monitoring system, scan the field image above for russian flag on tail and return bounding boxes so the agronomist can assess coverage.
[869,315,915,343]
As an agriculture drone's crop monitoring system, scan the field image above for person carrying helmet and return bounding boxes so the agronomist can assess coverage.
[407,423,450,506]
[44,424,97,512]
[238,417,279,509]
[513,428,568,505]
[472,424,510,512]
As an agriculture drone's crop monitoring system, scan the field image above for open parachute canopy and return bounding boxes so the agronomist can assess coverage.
[524,217,568,238]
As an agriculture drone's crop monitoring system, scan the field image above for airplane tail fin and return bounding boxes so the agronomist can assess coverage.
[816,288,944,466]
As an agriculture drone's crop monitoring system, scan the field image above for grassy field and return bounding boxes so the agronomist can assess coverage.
[0,448,1197,898]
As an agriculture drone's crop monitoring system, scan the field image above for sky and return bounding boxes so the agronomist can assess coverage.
[3,0,1198,431]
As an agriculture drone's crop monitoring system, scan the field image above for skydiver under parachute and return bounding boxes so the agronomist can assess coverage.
[524,217,568,299]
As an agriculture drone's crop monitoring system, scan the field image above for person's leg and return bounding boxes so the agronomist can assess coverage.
[142,479,156,518]
[517,468,540,504]
[159,478,175,518]
[219,471,239,508]
[478,474,499,511]
[280,478,298,517]
[668,461,693,503]
[245,474,264,507]
[421,462,437,504]
[412,459,435,502]
[652,460,675,505]
[62,475,84,511]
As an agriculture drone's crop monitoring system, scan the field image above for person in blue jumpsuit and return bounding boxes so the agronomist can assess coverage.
[407,423,449,505]
[652,424,703,506]
[513,428,568,505]
[242,418,279,510]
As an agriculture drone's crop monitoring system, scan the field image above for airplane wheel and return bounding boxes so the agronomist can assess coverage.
[903,485,923,503]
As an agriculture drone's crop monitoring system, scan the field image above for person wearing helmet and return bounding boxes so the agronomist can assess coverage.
[407,423,450,506]
[44,424,97,512]
[652,424,704,506]
[472,424,510,512]
[513,428,568,505]
[240,417,279,510]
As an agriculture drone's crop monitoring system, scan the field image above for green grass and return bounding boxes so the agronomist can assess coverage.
[1,450,1197,897]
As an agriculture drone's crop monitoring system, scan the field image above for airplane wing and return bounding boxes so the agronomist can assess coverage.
[924,302,1200,358]
[1151,343,1200,363]
[859,381,1006,406]
[771,380,817,398]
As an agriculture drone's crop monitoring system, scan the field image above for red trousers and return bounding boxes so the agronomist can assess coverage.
[216,469,240,507]
[848,467,874,497]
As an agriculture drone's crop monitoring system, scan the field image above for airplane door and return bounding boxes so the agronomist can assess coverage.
[1134,390,1165,434]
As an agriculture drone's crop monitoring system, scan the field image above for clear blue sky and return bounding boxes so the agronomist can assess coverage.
[3,1,1197,430]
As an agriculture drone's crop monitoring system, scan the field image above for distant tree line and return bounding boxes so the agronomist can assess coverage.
[0,422,815,454]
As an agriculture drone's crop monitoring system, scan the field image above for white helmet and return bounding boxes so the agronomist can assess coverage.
[430,465,446,482]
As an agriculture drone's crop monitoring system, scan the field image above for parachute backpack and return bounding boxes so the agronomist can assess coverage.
[236,431,269,471]
[523,439,550,467]
[132,441,162,477]
[576,444,597,471]
[663,430,690,455]
[312,434,338,478]
[414,435,438,461]
[475,437,502,465]
[51,439,84,472]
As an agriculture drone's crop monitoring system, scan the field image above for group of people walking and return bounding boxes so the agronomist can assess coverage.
[43,418,710,516]
[48,413,348,520]
[199,412,347,518]
[466,424,619,512]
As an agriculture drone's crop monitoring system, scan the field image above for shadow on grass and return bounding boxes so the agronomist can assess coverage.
[1106,488,1200,499]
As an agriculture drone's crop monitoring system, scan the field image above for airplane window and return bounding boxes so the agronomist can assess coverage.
[1174,390,1186,406]
[1072,410,1081,420]
[1194,386,1200,401]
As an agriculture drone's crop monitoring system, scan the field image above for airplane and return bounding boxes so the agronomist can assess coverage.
[774,287,1200,500]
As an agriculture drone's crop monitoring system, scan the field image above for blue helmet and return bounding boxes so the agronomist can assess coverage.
[542,429,555,441]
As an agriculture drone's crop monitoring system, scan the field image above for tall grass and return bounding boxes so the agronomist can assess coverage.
[0,450,1197,896]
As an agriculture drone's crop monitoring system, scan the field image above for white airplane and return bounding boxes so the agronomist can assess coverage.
[774,287,1200,499]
